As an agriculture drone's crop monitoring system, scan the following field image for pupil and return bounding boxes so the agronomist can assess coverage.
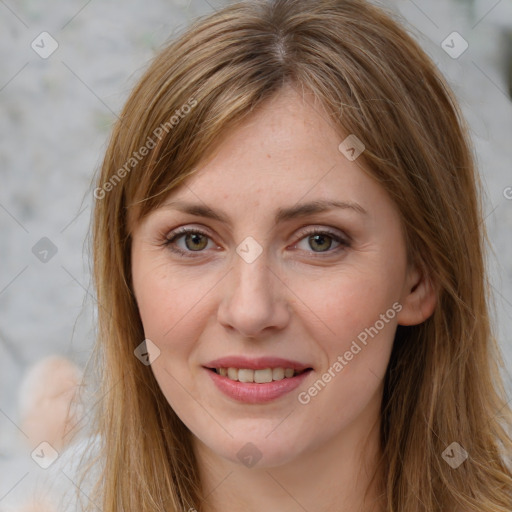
[310,234,331,252]
[186,233,207,251]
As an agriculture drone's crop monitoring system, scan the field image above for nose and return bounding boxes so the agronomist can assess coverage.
[217,250,291,339]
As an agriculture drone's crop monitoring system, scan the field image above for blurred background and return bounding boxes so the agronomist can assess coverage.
[1,0,511,508]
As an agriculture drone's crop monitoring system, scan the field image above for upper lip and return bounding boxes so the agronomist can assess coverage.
[204,356,313,371]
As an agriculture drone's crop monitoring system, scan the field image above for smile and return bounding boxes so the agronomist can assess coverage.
[209,367,310,383]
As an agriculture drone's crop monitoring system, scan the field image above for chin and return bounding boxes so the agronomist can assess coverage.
[205,430,306,469]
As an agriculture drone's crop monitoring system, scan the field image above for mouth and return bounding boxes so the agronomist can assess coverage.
[202,356,314,403]
[205,367,313,383]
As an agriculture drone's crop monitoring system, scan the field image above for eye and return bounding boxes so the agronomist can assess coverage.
[163,227,215,257]
[162,226,350,258]
[291,227,350,255]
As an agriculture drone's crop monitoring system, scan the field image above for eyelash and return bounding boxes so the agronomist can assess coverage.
[161,226,350,259]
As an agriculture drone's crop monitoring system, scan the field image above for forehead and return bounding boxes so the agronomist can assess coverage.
[163,89,365,200]
[130,86,389,231]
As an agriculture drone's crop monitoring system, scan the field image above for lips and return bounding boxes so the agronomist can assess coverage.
[203,356,313,403]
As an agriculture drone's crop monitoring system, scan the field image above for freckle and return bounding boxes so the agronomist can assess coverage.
[266,154,271,159]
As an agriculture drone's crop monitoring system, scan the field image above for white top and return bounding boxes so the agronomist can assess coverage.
[0,435,101,512]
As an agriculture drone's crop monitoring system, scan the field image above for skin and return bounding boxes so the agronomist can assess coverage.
[130,85,437,512]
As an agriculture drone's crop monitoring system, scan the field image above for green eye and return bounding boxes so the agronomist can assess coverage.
[164,228,213,257]
[164,227,350,258]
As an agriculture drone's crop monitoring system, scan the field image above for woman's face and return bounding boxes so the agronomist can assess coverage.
[130,86,434,469]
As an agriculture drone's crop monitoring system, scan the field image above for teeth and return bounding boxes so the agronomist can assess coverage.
[238,369,254,383]
[215,367,306,383]
[272,367,284,380]
[254,368,272,383]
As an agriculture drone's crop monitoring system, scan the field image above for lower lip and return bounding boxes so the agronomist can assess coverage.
[204,367,312,403]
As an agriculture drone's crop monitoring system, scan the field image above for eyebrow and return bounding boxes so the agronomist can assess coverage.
[158,199,367,224]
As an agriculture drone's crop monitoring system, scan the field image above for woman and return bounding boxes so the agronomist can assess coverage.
[72,0,512,510]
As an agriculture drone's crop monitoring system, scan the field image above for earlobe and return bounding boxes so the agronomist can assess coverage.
[396,264,437,326]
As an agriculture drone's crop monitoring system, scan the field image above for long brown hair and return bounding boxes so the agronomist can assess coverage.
[78,0,512,510]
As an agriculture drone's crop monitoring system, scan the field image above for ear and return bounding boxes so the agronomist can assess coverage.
[396,262,437,326]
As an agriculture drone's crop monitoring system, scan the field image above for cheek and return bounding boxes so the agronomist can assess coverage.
[132,252,201,339]
[132,266,171,337]
[300,265,402,340]
[292,256,402,399]
[295,277,398,436]
[132,259,205,403]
